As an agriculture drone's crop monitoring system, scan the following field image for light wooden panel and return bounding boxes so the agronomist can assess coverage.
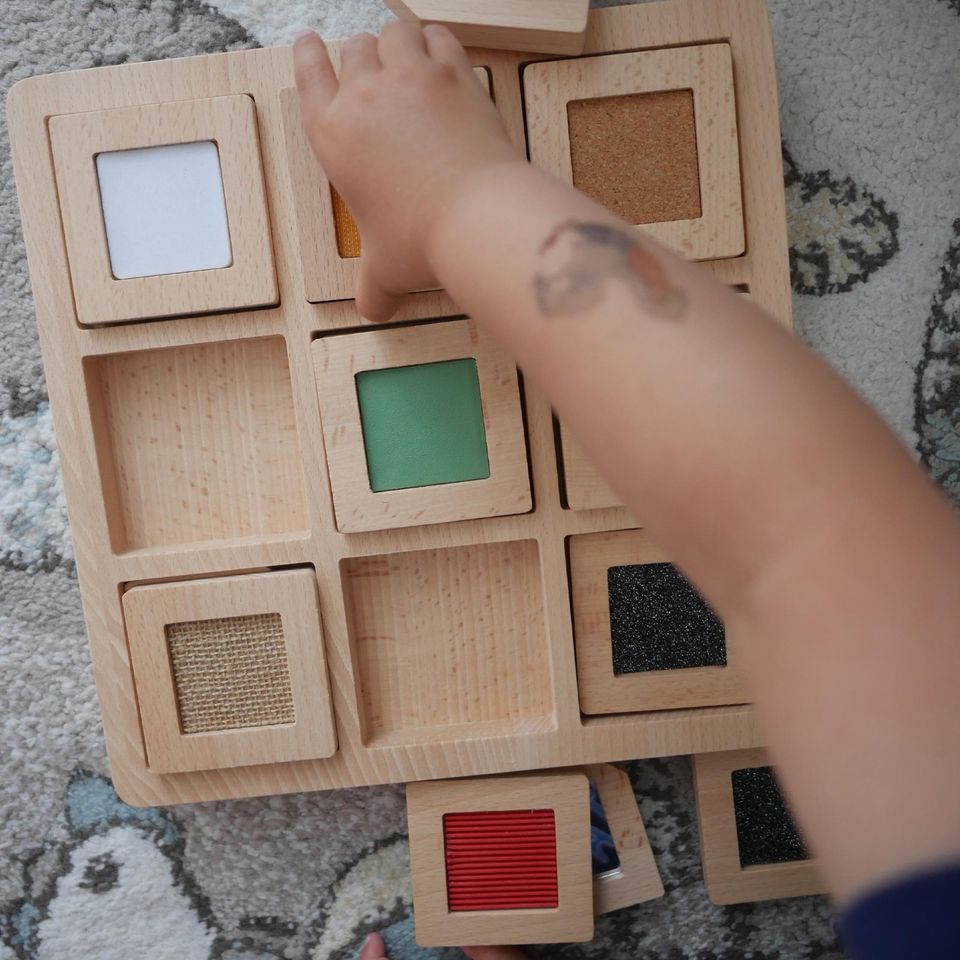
[313,318,531,532]
[587,763,664,914]
[342,539,552,746]
[560,422,623,512]
[86,336,309,550]
[385,0,590,55]
[122,569,336,773]
[49,95,277,326]
[407,772,593,946]
[525,44,745,261]
[6,0,789,806]
[693,749,825,905]
[570,529,750,714]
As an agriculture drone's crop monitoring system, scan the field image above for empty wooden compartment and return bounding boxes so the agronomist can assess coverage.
[569,529,749,715]
[313,318,531,532]
[85,335,309,552]
[524,44,745,261]
[122,569,337,774]
[49,95,277,326]
[342,539,553,747]
[407,772,593,946]
[693,748,825,904]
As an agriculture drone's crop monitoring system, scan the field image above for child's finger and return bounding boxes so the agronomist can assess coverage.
[359,932,388,960]
[357,259,404,324]
[293,31,338,112]
[378,19,428,65]
[341,32,381,82]
[423,23,473,72]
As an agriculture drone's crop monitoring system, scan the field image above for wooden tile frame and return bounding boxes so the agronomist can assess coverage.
[7,0,790,806]
[693,749,825,904]
[281,68,491,306]
[49,95,277,326]
[560,423,623,512]
[313,317,532,532]
[384,0,590,55]
[570,529,750,715]
[122,569,337,774]
[524,43,745,261]
[587,763,664,915]
[407,772,593,946]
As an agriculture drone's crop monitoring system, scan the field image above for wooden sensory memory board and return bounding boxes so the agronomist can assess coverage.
[7,0,790,807]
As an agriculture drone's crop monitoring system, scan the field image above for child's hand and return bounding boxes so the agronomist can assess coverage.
[293,24,522,322]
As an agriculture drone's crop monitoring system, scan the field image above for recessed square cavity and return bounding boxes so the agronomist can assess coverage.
[356,359,490,492]
[281,67,493,304]
[693,749,824,905]
[96,141,232,280]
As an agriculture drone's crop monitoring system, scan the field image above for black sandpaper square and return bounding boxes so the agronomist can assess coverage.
[607,562,726,675]
[732,766,809,867]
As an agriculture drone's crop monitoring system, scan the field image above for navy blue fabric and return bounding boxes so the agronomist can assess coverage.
[839,863,960,960]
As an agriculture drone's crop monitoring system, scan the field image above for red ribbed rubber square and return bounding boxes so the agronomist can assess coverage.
[443,809,559,912]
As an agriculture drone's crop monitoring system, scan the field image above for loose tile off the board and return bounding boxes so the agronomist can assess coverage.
[693,749,825,905]
[312,318,531,532]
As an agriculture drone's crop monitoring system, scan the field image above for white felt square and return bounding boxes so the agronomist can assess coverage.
[96,140,233,280]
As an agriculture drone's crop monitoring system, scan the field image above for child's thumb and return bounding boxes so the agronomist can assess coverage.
[357,258,404,324]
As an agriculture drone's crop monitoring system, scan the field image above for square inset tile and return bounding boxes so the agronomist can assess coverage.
[281,68,492,303]
[569,529,749,714]
[524,44,744,260]
[49,95,276,325]
[407,772,593,946]
[122,569,337,774]
[313,318,530,532]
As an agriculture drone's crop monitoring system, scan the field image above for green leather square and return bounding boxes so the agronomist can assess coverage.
[355,358,491,492]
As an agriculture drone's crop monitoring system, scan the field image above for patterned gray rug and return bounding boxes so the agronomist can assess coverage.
[1,1,958,957]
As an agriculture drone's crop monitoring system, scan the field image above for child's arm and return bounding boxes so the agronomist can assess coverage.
[294,24,960,906]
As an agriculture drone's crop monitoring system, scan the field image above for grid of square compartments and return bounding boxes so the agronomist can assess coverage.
[13,0,783,803]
